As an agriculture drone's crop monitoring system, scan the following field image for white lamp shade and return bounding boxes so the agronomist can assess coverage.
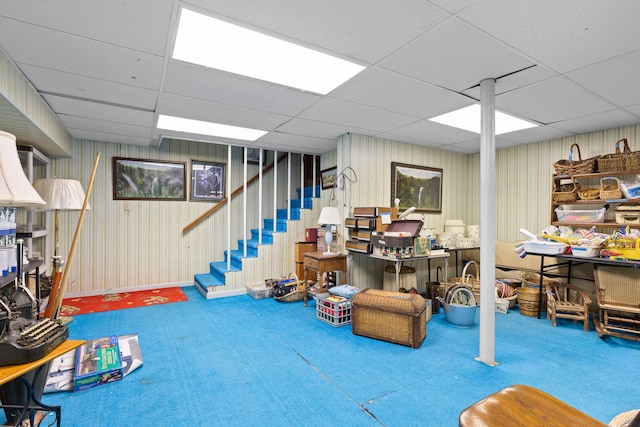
[0,130,45,206]
[33,178,90,211]
[318,206,341,225]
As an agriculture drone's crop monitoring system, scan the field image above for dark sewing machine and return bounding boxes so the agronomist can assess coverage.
[0,242,68,367]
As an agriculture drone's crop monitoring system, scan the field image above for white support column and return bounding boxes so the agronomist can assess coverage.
[258,149,263,245]
[477,78,497,366]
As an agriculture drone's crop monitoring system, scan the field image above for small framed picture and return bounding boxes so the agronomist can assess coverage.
[321,166,338,190]
[190,160,225,201]
[246,147,265,166]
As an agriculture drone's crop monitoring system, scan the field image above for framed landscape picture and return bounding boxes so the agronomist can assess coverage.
[113,157,186,201]
[391,162,442,213]
[190,160,225,201]
[321,166,338,190]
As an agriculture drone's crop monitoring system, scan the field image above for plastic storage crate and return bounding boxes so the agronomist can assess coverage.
[316,293,352,327]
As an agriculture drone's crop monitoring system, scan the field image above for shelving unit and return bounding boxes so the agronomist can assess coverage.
[17,145,50,260]
[552,169,640,229]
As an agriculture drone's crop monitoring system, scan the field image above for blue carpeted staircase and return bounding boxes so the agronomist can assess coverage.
[194,185,319,294]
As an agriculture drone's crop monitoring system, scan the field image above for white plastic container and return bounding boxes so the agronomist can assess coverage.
[554,207,606,223]
[522,241,568,255]
[570,245,601,258]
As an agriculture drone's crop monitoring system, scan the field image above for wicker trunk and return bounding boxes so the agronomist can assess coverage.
[351,289,426,349]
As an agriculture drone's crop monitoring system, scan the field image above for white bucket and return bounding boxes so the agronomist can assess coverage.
[444,225,466,238]
[436,232,455,248]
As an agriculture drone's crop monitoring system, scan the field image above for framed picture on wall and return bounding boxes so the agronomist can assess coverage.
[245,147,265,166]
[321,166,338,190]
[391,162,442,213]
[190,160,225,201]
[112,157,186,201]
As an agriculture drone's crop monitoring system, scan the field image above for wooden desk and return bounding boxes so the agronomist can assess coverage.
[459,384,606,427]
[303,252,347,306]
[0,339,84,427]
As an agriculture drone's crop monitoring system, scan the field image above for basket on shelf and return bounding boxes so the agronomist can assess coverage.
[273,273,306,302]
[600,177,623,200]
[553,143,599,175]
[598,138,634,173]
[552,179,579,203]
[577,186,600,200]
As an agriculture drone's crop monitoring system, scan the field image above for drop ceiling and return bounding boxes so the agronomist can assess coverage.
[1,0,640,157]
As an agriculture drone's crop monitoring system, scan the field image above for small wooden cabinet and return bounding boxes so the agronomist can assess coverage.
[295,241,317,280]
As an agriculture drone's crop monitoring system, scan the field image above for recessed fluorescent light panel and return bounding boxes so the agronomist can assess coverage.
[428,104,538,135]
[157,115,267,141]
[173,8,365,95]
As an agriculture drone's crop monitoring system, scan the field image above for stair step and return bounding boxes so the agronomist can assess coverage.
[297,185,321,199]
[251,229,273,244]
[277,208,300,220]
[194,273,224,288]
[210,261,241,277]
[263,218,287,232]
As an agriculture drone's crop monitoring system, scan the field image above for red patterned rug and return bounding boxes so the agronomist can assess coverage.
[58,287,188,316]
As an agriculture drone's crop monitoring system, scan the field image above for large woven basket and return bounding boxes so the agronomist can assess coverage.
[273,273,306,302]
[600,177,623,200]
[578,186,600,200]
[598,138,633,173]
[553,143,599,175]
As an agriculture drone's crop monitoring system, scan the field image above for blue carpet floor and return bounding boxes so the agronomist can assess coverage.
[21,286,640,426]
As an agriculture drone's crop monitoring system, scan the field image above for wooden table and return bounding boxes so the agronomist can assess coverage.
[459,384,606,427]
[0,339,84,427]
[303,252,348,306]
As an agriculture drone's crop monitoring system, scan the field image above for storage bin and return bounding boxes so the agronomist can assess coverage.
[522,241,568,255]
[615,206,640,224]
[570,245,602,258]
[352,289,426,348]
[246,283,272,299]
[554,207,606,223]
[316,293,352,327]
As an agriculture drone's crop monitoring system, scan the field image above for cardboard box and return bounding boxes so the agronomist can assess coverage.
[74,335,124,391]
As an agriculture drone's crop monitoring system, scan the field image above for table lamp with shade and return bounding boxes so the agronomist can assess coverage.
[318,206,341,255]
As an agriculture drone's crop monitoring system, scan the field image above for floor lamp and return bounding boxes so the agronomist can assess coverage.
[32,178,89,317]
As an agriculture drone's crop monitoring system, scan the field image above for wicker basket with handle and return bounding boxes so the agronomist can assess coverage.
[600,177,623,200]
[598,138,631,173]
[553,143,599,175]
[552,179,579,203]
[273,273,306,302]
[447,260,480,302]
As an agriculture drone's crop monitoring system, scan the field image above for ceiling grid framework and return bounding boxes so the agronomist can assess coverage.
[0,0,638,157]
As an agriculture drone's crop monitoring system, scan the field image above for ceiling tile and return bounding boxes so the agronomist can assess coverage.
[163,61,321,116]
[331,67,471,118]
[496,76,617,124]
[379,17,535,92]
[298,97,417,132]
[159,94,290,130]
[275,118,371,140]
[256,131,336,154]
[388,119,478,145]
[71,130,154,146]
[0,17,164,90]
[43,95,154,127]
[19,64,158,111]
[550,109,640,135]
[498,125,575,144]
[0,0,174,55]
[458,0,640,73]
[462,65,557,100]
[567,49,640,108]
[59,115,152,138]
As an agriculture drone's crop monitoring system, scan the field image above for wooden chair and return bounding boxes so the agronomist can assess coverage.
[545,282,591,331]
[593,265,640,341]
[458,384,606,427]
